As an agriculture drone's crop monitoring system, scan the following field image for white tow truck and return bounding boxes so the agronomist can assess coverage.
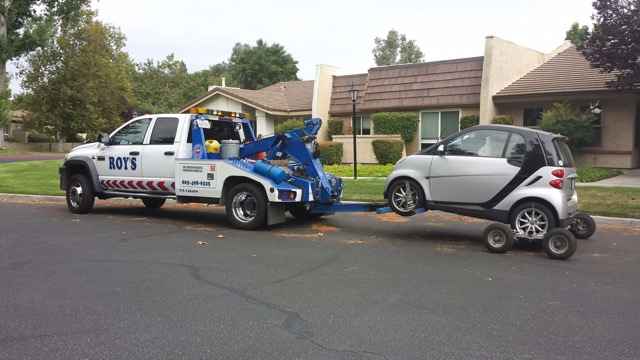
[59,109,345,229]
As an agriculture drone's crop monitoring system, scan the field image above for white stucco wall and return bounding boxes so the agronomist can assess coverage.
[312,64,338,141]
[479,36,547,124]
[198,94,244,113]
[255,110,273,136]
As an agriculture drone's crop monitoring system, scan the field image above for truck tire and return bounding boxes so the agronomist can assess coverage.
[225,182,267,230]
[543,228,577,260]
[142,198,166,209]
[66,173,95,214]
[388,179,424,217]
[569,212,596,239]
[483,223,514,254]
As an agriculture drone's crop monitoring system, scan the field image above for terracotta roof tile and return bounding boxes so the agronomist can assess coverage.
[494,46,617,98]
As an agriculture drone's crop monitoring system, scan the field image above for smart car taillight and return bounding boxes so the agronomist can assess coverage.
[551,169,565,178]
[549,179,564,189]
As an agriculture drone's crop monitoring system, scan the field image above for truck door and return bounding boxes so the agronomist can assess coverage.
[95,117,151,191]
[141,117,180,193]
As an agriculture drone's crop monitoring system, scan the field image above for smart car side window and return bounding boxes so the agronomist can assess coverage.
[504,133,527,166]
[446,130,509,158]
[110,118,151,145]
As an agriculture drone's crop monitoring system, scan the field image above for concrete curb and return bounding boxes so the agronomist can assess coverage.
[1,193,639,224]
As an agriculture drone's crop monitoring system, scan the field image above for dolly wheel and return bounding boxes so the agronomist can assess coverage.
[569,213,596,239]
[483,223,514,254]
[543,228,577,260]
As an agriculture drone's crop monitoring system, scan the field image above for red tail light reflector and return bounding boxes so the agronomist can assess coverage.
[551,169,565,178]
[549,179,564,189]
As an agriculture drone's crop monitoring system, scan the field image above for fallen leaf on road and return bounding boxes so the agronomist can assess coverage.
[196,241,208,246]
[217,234,225,238]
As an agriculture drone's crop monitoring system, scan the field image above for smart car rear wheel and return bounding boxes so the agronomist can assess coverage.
[511,202,556,239]
[388,179,424,216]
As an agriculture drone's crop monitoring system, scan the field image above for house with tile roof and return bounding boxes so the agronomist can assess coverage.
[182,36,639,168]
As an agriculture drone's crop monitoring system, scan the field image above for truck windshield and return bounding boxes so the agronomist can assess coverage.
[553,138,575,167]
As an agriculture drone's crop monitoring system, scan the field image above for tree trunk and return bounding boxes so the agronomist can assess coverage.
[0,3,8,148]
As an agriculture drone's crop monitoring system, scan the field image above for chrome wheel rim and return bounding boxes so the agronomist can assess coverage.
[515,208,548,239]
[231,191,257,223]
[391,181,418,212]
[487,229,506,248]
[69,182,84,208]
[548,234,569,255]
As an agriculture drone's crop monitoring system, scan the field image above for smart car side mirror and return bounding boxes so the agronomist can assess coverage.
[436,144,445,155]
[98,133,110,145]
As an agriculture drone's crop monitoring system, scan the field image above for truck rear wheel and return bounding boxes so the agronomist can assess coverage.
[66,174,95,214]
[225,183,267,230]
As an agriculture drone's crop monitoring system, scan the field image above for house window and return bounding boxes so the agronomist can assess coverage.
[420,110,460,149]
[523,107,544,127]
[353,115,371,135]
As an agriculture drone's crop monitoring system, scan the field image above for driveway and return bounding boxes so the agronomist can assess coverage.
[1,197,639,360]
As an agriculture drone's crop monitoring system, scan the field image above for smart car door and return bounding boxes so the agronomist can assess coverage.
[95,117,151,191]
[429,129,522,204]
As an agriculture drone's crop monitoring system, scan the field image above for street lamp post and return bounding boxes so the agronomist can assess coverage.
[349,85,359,180]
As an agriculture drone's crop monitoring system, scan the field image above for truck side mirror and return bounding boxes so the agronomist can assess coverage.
[98,133,110,145]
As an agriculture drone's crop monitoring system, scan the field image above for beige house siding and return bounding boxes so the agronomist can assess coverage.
[495,94,639,168]
[332,134,405,164]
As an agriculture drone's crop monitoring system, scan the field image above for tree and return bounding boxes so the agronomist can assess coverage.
[0,81,9,144]
[565,22,589,47]
[540,102,595,149]
[581,0,640,89]
[228,39,299,90]
[372,30,424,66]
[21,12,134,141]
[0,0,89,145]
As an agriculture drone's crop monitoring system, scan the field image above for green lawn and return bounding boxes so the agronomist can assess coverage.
[324,164,392,178]
[576,167,623,183]
[0,147,20,156]
[1,160,639,219]
[0,160,64,196]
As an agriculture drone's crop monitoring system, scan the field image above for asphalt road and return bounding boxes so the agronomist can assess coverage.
[1,197,639,360]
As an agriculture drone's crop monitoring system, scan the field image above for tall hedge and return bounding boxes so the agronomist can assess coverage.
[328,119,344,138]
[275,119,304,134]
[371,112,418,144]
[318,142,343,165]
[372,140,404,164]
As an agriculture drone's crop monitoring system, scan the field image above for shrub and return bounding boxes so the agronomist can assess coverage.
[275,119,304,134]
[319,142,343,165]
[372,139,404,164]
[371,112,418,145]
[328,119,343,138]
[540,102,595,149]
[492,115,513,125]
[577,167,623,183]
[460,115,479,129]
[27,132,51,143]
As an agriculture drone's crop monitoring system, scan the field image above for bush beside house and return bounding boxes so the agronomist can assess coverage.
[492,115,513,125]
[328,119,343,139]
[372,140,404,164]
[371,112,418,145]
[540,102,595,149]
[275,119,304,134]
[460,115,479,129]
[319,142,343,165]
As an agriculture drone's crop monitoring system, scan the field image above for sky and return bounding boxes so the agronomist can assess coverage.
[9,0,595,93]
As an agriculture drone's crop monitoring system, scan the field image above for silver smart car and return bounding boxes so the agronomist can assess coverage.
[384,125,595,259]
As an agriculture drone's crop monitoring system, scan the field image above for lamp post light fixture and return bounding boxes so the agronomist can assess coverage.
[348,84,359,180]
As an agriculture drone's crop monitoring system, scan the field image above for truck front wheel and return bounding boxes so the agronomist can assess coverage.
[225,183,267,230]
[66,174,95,214]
